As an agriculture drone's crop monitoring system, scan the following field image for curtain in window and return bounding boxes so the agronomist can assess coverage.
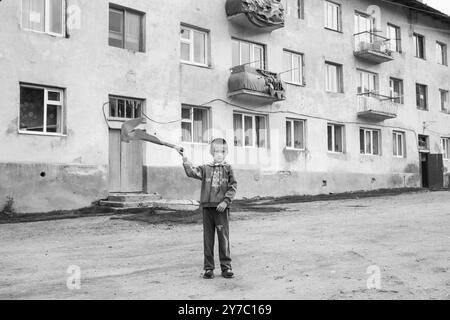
[125,11,141,51]
[286,121,292,148]
[293,121,303,149]
[109,9,124,48]
[193,108,208,143]
[233,114,243,147]
[20,87,45,132]
[22,0,46,32]
[193,31,206,64]
[49,0,63,34]
[256,116,266,148]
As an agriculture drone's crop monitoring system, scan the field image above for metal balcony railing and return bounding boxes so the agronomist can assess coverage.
[357,92,399,121]
[354,31,394,63]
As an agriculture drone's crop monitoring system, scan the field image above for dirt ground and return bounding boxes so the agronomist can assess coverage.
[0,190,449,300]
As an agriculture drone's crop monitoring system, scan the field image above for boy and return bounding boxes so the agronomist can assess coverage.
[179,138,237,279]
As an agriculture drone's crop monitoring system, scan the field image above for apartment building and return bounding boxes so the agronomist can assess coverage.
[1,0,449,213]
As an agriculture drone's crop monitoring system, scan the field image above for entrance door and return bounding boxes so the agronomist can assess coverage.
[109,129,143,193]
[428,154,444,190]
[420,153,429,188]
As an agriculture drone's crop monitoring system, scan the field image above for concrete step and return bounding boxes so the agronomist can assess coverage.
[107,193,162,202]
[99,200,155,209]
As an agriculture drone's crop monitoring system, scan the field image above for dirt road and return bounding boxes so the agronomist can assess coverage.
[0,191,449,300]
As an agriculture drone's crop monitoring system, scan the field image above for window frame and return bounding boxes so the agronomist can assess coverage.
[232,38,266,70]
[108,95,145,121]
[21,0,66,37]
[413,33,426,59]
[324,1,342,32]
[286,118,306,151]
[360,128,382,156]
[416,83,428,110]
[389,77,404,104]
[325,61,343,93]
[436,41,448,66]
[18,83,66,136]
[180,24,209,67]
[393,131,406,158]
[181,105,211,144]
[327,123,345,153]
[357,69,379,95]
[440,89,449,113]
[387,23,401,53]
[233,112,268,149]
[282,50,305,86]
[108,5,145,52]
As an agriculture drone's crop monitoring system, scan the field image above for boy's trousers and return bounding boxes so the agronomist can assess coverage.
[202,207,232,271]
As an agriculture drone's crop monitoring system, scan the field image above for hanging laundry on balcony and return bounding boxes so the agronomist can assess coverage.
[226,0,285,31]
[228,65,286,104]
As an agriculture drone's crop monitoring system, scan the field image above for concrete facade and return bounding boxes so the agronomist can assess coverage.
[0,0,449,213]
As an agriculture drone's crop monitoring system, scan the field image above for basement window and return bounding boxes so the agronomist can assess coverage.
[21,0,66,36]
[19,84,65,135]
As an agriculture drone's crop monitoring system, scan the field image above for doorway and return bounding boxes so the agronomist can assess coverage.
[109,129,144,193]
[420,153,444,189]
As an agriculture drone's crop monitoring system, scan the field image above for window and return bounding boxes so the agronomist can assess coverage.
[109,96,144,120]
[109,6,144,52]
[360,128,381,156]
[436,42,448,65]
[325,62,343,93]
[283,0,304,19]
[393,131,405,158]
[387,24,401,52]
[180,25,208,66]
[181,105,209,144]
[390,78,404,104]
[19,84,65,135]
[325,1,341,32]
[442,138,450,160]
[232,39,265,69]
[440,89,449,113]
[414,33,425,59]
[328,124,344,153]
[286,119,305,150]
[418,135,429,152]
[282,50,304,85]
[233,113,267,148]
[21,0,65,36]
[357,69,378,94]
[354,12,374,46]
[416,84,428,110]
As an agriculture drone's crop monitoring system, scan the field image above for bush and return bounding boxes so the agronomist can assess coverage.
[1,196,16,217]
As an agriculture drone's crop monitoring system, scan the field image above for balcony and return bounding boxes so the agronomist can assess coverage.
[225,0,285,32]
[354,32,394,64]
[357,92,398,122]
[228,64,286,104]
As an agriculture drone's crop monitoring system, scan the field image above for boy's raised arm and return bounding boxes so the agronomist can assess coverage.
[182,157,204,181]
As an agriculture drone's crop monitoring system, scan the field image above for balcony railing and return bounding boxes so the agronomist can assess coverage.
[357,92,399,122]
[354,31,394,63]
[228,64,286,103]
[226,0,285,32]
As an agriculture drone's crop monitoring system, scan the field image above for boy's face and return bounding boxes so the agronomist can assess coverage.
[211,144,228,163]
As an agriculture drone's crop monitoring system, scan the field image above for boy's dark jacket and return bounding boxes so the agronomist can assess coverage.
[183,160,237,208]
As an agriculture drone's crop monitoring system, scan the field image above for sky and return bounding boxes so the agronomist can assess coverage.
[424,0,450,15]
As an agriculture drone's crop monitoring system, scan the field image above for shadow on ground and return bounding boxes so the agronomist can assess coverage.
[0,188,438,226]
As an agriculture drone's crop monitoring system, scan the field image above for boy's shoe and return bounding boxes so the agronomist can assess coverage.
[222,269,234,279]
[203,270,214,279]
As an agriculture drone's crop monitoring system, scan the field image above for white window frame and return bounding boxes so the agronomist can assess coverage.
[324,1,341,32]
[18,84,65,136]
[389,77,404,104]
[360,128,381,156]
[109,6,145,52]
[387,23,401,53]
[181,105,210,144]
[414,33,425,59]
[437,41,448,66]
[234,113,268,149]
[180,25,209,67]
[442,138,450,160]
[328,123,345,153]
[393,131,406,158]
[108,96,145,121]
[283,50,304,86]
[232,39,265,69]
[21,0,66,37]
[440,89,449,113]
[286,119,306,150]
[325,62,343,93]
